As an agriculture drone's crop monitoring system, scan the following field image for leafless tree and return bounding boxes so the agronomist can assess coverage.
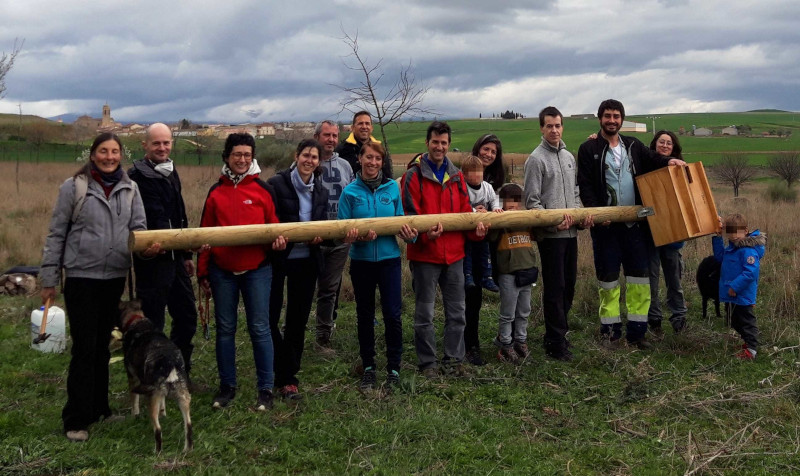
[767,151,800,188]
[334,28,437,170]
[713,153,758,197]
[0,38,23,99]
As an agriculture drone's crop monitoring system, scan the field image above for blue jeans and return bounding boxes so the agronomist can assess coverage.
[209,262,274,391]
[463,240,492,279]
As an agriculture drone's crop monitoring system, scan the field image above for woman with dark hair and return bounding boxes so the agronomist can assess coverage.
[267,139,328,400]
[471,133,505,191]
[41,132,151,442]
[198,133,286,412]
[339,141,418,391]
[647,130,688,335]
[463,133,505,365]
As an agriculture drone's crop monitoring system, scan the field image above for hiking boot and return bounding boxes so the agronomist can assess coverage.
[278,384,303,401]
[600,336,622,350]
[442,362,466,377]
[481,277,500,293]
[546,349,574,362]
[464,274,477,289]
[360,367,377,391]
[385,370,400,390]
[256,389,274,411]
[671,319,687,334]
[315,335,336,356]
[629,338,654,351]
[497,345,519,363]
[212,385,236,409]
[513,341,530,359]
[421,367,439,379]
[649,325,664,340]
[465,347,486,366]
[736,347,756,360]
[66,430,89,442]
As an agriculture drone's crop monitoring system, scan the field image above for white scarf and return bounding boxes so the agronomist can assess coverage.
[154,159,174,177]
[222,159,262,185]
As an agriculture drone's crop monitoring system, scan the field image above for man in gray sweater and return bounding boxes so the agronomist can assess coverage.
[523,106,593,361]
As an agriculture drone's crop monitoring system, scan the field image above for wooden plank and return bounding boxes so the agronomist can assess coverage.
[129,205,651,252]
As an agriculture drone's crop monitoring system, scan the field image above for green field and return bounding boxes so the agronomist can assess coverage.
[1,111,798,166]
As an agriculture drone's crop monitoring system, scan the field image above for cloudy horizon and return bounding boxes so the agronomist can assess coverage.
[2,0,799,124]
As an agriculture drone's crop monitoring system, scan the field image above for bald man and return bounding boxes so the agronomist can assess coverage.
[128,123,197,374]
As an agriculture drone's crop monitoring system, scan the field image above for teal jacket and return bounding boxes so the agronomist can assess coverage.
[338,175,404,262]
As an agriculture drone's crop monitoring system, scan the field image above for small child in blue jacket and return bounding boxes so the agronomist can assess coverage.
[712,213,766,360]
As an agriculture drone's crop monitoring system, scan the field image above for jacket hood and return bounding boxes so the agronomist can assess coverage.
[344,132,381,145]
[407,153,461,182]
[132,158,166,180]
[732,229,766,257]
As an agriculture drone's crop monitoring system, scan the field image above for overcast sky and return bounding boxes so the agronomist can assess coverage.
[1,0,798,124]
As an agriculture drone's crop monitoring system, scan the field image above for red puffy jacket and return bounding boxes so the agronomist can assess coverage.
[197,174,279,277]
[401,154,478,265]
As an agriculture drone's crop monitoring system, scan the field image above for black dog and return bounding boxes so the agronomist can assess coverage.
[120,300,193,453]
[696,255,721,320]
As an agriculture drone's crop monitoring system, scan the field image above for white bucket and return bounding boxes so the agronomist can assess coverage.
[31,305,67,353]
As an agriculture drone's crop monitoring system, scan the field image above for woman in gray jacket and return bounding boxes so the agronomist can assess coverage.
[40,132,153,442]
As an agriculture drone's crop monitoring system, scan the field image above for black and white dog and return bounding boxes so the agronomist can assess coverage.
[119,300,193,453]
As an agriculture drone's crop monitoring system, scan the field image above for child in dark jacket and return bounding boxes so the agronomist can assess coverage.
[488,183,538,363]
[712,213,766,360]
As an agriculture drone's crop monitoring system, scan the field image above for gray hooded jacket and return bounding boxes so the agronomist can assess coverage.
[523,138,581,239]
[40,172,146,288]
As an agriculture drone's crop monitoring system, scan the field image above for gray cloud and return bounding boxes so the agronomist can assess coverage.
[1,0,798,123]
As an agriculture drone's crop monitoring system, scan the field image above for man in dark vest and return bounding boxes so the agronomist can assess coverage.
[335,110,392,178]
[128,123,197,374]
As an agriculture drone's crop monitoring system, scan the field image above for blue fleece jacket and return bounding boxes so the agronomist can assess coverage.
[712,230,766,306]
[338,176,404,262]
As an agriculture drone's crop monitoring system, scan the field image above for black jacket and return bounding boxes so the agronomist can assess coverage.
[128,159,191,262]
[577,133,670,208]
[267,168,328,268]
[335,138,394,179]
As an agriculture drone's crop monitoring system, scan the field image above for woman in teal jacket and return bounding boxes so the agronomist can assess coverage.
[339,141,417,391]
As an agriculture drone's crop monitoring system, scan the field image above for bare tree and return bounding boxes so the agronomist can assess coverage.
[334,29,437,170]
[767,151,800,188]
[713,153,758,197]
[1,38,23,99]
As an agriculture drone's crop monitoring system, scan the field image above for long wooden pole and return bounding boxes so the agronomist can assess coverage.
[129,206,652,252]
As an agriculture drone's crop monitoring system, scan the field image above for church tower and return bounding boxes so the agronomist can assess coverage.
[101,103,113,128]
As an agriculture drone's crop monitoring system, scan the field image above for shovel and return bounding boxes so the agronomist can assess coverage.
[33,298,52,345]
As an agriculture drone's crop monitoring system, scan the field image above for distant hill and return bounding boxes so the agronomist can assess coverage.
[47,113,84,123]
[0,113,54,126]
[746,109,790,113]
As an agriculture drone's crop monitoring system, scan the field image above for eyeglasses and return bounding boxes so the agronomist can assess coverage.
[657,140,673,146]
[230,152,253,159]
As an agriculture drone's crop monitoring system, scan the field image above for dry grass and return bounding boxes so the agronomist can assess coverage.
[2,161,799,343]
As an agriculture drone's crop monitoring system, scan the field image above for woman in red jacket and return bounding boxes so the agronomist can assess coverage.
[198,133,286,412]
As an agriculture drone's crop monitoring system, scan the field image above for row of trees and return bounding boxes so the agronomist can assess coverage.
[714,152,800,197]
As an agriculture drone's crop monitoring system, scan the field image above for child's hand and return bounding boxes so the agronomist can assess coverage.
[728,287,736,297]
[493,208,504,213]
[717,216,724,235]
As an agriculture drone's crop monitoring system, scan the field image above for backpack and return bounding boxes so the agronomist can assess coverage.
[71,174,137,223]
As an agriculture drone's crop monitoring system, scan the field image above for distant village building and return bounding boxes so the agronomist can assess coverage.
[694,127,713,137]
[256,123,276,136]
[620,121,647,133]
[75,103,121,132]
[721,126,738,136]
[570,114,595,120]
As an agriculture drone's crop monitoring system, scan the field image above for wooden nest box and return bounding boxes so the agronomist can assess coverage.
[636,162,719,246]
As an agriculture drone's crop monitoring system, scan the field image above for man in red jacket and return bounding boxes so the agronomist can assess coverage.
[401,121,487,377]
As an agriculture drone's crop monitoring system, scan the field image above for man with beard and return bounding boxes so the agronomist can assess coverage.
[577,99,685,350]
[128,123,197,374]
[336,111,392,178]
[313,120,354,349]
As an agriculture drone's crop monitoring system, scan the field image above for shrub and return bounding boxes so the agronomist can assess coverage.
[765,182,797,203]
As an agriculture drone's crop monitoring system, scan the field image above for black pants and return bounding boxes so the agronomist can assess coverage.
[62,277,126,432]
[537,238,577,354]
[269,257,318,387]
[726,303,759,350]
[134,257,197,373]
[464,253,488,351]
[350,258,403,372]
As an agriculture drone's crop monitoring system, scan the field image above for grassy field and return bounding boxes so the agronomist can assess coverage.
[2,161,800,474]
[1,111,798,169]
